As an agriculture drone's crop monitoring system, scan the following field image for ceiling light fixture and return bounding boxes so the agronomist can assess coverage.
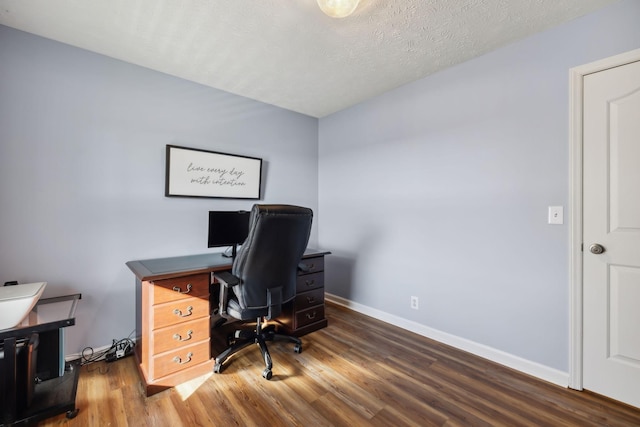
[316,0,360,18]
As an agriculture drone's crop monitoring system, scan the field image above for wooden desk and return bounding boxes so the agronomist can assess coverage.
[126,249,329,396]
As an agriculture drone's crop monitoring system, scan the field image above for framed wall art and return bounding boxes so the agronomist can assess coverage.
[165,145,262,199]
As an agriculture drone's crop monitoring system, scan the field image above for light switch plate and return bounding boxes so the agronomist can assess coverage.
[548,206,563,225]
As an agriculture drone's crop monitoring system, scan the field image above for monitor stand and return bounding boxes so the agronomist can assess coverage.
[222,244,239,259]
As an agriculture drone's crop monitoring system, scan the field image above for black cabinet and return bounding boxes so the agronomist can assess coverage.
[1,294,81,426]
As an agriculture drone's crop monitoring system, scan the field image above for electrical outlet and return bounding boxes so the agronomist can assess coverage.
[410,296,419,310]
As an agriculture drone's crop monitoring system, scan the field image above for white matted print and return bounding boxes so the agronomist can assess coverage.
[165,145,262,199]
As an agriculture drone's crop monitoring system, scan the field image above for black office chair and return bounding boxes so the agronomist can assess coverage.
[212,204,312,380]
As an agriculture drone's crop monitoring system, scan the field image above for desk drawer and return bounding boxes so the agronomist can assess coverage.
[296,272,323,293]
[295,288,325,312]
[152,274,209,305]
[152,340,210,379]
[152,317,210,355]
[295,305,325,329]
[152,296,210,329]
[298,256,324,274]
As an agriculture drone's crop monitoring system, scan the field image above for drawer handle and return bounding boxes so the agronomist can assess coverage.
[173,352,193,365]
[173,306,193,317]
[172,283,192,294]
[306,311,317,320]
[305,279,315,287]
[173,330,193,342]
[306,296,316,304]
[299,263,315,272]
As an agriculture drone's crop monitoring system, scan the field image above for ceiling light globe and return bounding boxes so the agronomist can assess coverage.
[316,0,360,18]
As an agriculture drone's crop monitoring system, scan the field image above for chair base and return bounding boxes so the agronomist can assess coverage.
[213,317,302,380]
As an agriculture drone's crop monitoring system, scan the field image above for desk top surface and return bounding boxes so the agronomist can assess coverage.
[126,248,330,281]
[0,293,81,340]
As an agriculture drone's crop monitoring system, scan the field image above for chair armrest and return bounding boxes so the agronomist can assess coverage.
[213,271,239,316]
[213,271,240,287]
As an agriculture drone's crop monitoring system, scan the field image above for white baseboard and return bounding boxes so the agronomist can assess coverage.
[325,293,569,388]
[65,343,113,362]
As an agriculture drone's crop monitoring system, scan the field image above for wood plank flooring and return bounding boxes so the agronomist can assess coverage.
[38,302,640,426]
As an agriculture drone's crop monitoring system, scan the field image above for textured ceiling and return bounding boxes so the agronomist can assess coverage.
[0,0,618,117]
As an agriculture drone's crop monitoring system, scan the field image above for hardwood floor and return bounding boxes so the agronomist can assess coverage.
[39,302,640,426]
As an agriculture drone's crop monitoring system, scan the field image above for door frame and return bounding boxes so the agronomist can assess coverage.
[569,47,640,390]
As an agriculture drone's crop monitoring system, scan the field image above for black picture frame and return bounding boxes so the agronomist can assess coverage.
[165,145,262,199]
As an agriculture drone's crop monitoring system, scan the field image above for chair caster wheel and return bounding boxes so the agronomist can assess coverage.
[262,368,272,380]
[214,363,223,374]
[294,343,302,354]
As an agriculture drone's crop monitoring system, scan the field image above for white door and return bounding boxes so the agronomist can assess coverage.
[583,58,640,408]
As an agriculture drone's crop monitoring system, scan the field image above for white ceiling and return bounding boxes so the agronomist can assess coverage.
[0,0,618,117]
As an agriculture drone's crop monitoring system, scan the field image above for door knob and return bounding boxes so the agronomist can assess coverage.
[589,244,605,254]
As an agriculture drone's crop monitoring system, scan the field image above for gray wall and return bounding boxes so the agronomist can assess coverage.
[318,0,640,372]
[0,25,319,354]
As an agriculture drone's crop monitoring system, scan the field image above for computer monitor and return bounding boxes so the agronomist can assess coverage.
[208,210,250,258]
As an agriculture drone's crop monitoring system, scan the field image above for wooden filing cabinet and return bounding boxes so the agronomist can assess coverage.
[275,254,329,336]
[135,272,214,396]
